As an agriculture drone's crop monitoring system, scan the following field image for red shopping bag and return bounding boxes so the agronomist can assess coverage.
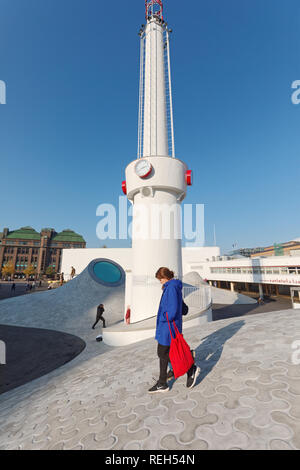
[167,314,194,379]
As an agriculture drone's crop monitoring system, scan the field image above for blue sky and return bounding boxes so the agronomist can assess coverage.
[0,0,299,253]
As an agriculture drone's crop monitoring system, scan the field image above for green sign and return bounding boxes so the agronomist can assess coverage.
[274,243,284,256]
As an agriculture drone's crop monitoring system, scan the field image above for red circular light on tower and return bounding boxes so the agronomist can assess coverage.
[186,170,193,186]
[122,181,127,195]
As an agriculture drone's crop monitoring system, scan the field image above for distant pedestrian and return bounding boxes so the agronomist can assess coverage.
[71,267,76,279]
[92,304,106,329]
[32,281,36,289]
[60,273,64,286]
[125,306,131,325]
[11,283,16,293]
[258,296,264,305]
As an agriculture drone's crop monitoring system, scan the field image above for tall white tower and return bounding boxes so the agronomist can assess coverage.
[123,0,193,324]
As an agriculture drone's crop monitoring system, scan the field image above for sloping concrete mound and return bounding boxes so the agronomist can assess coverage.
[212,286,257,305]
[0,263,125,337]
[183,271,209,287]
[182,272,212,317]
[183,271,256,306]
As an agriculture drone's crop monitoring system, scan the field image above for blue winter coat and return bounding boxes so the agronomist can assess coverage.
[155,279,183,346]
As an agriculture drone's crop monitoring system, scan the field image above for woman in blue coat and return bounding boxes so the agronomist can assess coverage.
[148,267,199,394]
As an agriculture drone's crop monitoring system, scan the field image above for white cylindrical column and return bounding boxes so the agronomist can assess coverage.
[126,156,187,324]
[131,190,182,324]
[143,18,168,157]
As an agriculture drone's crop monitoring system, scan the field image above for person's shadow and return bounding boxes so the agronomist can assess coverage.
[169,320,245,389]
[194,320,245,385]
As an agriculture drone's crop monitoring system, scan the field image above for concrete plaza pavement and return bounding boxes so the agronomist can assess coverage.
[212,297,291,321]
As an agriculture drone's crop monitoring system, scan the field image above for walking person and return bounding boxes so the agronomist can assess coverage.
[11,283,16,294]
[92,303,106,330]
[148,267,200,394]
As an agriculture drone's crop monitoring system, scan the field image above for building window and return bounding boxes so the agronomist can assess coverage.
[289,267,297,275]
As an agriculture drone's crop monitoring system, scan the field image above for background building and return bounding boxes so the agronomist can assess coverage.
[228,239,300,258]
[197,256,300,299]
[0,227,86,278]
[250,239,300,258]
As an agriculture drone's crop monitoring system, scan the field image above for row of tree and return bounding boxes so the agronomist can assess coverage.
[1,262,56,279]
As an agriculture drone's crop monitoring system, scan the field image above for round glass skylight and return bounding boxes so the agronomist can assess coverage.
[88,259,125,287]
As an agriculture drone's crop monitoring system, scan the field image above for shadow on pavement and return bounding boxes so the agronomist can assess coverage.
[212,297,291,321]
[168,320,245,391]
[194,320,245,386]
[0,325,86,395]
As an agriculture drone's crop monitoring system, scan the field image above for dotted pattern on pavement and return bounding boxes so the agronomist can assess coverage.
[0,309,299,450]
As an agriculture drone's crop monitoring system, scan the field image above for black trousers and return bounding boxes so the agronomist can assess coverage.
[157,343,194,385]
[92,315,106,329]
[157,344,170,385]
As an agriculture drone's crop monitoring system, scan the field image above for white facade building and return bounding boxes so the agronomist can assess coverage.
[192,255,300,298]
[61,246,221,283]
[62,250,300,292]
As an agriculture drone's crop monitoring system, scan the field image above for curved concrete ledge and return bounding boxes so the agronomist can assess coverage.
[183,271,256,305]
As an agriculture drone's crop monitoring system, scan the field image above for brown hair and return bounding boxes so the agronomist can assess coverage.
[155,267,175,281]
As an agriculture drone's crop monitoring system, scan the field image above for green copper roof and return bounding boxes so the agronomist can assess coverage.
[6,227,41,240]
[52,230,85,243]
